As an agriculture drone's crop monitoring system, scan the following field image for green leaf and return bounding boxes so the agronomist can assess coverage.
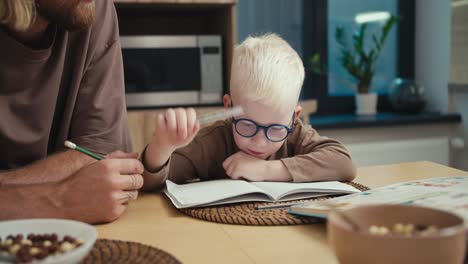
[335,26,347,47]
[379,15,399,46]
[330,14,399,92]
[309,53,326,74]
[357,23,367,48]
[372,34,381,52]
[368,49,376,65]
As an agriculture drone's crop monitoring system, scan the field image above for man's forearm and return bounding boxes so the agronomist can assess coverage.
[0,151,94,186]
[0,182,65,220]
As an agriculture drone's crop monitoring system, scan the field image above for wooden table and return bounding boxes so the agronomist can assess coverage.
[96,161,468,263]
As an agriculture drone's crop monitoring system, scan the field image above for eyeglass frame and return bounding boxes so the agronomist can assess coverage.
[231,112,295,142]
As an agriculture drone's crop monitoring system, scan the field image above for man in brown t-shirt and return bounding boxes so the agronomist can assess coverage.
[0,0,143,223]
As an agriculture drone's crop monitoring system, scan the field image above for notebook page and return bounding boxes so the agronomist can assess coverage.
[164,179,267,208]
[292,176,468,225]
[322,176,468,206]
[251,181,361,200]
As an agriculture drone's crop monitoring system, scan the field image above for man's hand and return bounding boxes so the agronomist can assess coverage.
[144,108,200,171]
[223,151,293,182]
[58,154,144,223]
[106,150,139,159]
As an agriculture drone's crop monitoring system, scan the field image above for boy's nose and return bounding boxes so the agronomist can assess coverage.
[250,129,268,146]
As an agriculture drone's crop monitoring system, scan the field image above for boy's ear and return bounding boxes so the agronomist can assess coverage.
[223,94,232,109]
[294,105,302,122]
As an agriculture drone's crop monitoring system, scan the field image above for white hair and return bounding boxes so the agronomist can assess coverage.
[230,33,305,112]
[0,0,35,31]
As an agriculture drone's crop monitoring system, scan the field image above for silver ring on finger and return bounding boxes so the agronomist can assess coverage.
[118,192,134,203]
[130,174,138,189]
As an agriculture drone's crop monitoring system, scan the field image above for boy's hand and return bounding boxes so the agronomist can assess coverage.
[145,108,200,171]
[223,151,293,182]
[155,108,199,150]
[223,152,269,181]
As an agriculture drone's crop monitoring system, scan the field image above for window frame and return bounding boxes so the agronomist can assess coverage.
[302,0,415,116]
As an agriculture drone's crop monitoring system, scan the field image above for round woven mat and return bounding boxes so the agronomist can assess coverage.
[81,239,181,264]
[179,182,370,226]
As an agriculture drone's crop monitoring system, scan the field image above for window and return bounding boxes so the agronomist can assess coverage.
[303,0,415,115]
[328,0,398,95]
[237,0,303,56]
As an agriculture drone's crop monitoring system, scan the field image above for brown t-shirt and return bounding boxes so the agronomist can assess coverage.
[0,0,131,170]
[144,119,356,189]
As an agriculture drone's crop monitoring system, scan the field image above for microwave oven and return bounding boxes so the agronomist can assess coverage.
[120,35,223,108]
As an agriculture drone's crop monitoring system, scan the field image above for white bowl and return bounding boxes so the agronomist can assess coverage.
[0,219,97,264]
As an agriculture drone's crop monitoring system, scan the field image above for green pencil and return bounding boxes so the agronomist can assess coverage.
[64,140,105,160]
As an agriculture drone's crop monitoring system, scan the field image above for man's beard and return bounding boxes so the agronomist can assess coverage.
[36,0,96,32]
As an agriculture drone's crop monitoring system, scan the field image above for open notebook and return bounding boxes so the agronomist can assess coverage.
[163,179,361,209]
[289,176,468,226]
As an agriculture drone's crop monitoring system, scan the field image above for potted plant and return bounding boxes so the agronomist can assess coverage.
[311,15,398,115]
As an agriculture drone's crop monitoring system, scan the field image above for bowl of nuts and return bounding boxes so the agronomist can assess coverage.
[0,219,97,263]
[327,204,466,264]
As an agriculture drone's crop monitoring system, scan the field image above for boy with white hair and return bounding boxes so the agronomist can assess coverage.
[141,34,356,190]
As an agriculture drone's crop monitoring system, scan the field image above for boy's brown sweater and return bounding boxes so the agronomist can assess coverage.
[143,119,356,190]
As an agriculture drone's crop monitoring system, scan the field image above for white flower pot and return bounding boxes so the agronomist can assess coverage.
[355,93,377,115]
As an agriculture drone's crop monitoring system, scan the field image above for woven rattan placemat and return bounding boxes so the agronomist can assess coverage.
[179,182,370,226]
[80,239,181,264]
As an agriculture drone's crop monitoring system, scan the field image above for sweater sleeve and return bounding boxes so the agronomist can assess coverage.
[141,152,198,190]
[280,123,356,182]
[142,121,232,190]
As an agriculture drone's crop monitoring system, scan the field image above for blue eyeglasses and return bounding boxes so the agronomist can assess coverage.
[232,112,295,142]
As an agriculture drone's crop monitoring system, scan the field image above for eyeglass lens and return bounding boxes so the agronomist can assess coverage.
[235,119,289,141]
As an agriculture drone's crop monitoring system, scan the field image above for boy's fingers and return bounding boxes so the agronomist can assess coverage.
[187,108,197,133]
[156,113,166,131]
[175,108,188,139]
[224,151,242,167]
[229,171,241,180]
[225,160,237,177]
[165,109,177,131]
[222,155,233,170]
[225,165,232,177]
